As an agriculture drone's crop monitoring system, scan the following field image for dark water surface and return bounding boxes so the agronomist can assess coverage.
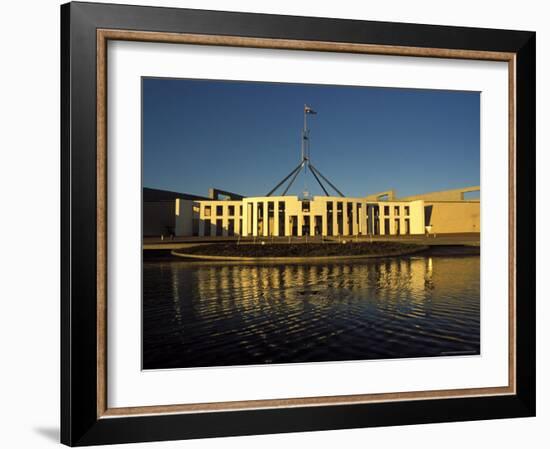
[143,256,480,369]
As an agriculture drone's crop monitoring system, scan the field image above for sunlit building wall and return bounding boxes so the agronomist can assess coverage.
[143,186,479,237]
[185,196,425,237]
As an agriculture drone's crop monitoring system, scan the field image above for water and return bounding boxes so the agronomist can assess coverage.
[143,256,480,369]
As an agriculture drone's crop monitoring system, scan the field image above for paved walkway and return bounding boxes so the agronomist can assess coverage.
[143,233,480,250]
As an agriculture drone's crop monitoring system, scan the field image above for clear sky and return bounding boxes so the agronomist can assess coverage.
[143,77,479,198]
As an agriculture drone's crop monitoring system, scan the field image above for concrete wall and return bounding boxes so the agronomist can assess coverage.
[409,200,426,235]
[144,196,477,238]
[174,199,194,237]
[143,201,176,237]
[198,200,243,237]
[424,201,480,234]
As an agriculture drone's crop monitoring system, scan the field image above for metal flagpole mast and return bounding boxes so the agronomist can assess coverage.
[301,104,306,163]
[302,105,308,196]
[266,104,344,197]
[302,104,308,179]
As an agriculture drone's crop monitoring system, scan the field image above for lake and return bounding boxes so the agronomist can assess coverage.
[143,255,480,369]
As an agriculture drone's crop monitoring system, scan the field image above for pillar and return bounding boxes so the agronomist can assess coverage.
[241,202,248,236]
[263,200,269,237]
[352,202,358,235]
[333,205,338,236]
[199,215,205,236]
[379,203,385,235]
[252,201,258,237]
[390,204,395,235]
[322,205,328,236]
[363,202,368,235]
[235,204,241,236]
[284,207,290,236]
[343,201,349,236]
[222,213,229,237]
[274,201,280,237]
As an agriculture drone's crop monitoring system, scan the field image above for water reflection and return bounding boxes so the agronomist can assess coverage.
[143,256,480,369]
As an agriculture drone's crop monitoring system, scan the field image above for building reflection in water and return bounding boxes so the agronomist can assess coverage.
[143,256,480,369]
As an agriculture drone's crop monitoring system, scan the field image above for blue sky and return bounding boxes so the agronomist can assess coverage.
[143,78,479,198]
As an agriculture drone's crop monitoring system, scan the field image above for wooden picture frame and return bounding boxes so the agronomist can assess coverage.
[61,2,535,446]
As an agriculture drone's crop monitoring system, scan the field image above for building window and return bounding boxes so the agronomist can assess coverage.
[302,201,310,212]
[404,206,410,216]
[394,206,400,216]
[228,205,235,216]
[384,205,390,215]
[204,206,211,217]
[216,205,223,216]
[239,205,243,215]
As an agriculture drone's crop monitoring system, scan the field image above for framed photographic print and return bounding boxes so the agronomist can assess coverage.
[61,2,536,446]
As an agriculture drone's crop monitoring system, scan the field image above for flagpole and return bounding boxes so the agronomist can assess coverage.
[303,105,308,177]
[304,104,307,160]
[267,104,344,197]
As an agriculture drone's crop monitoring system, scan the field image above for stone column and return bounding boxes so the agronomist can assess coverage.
[379,203,385,235]
[199,209,205,237]
[241,203,248,236]
[263,200,269,237]
[333,204,338,236]
[363,202,368,235]
[235,204,241,236]
[284,208,290,236]
[273,201,280,237]
[352,202,358,235]
[222,216,229,237]
[343,201,349,236]
[322,205,328,236]
[252,201,258,237]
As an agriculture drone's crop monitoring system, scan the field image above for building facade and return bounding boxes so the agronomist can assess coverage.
[171,195,425,237]
[145,186,479,238]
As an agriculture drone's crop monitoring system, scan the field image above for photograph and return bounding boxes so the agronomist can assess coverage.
[54,1,537,446]
[142,78,481,370]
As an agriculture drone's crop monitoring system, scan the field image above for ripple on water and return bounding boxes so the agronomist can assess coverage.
[143,256,480,369]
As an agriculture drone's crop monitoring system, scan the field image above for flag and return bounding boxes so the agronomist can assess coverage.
[304,105,317,114]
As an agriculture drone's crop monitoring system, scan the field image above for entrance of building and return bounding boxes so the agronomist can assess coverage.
[302,216,310,236]
[289,216,298,236]
[314,216,322,235]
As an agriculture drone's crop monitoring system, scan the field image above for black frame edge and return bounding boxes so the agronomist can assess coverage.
[60,2,72,446]
[514,32,536,416]
[61,2,536,446]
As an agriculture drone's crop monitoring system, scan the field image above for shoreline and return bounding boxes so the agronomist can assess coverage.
[143,243,479,262]
[170,245,429,262]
